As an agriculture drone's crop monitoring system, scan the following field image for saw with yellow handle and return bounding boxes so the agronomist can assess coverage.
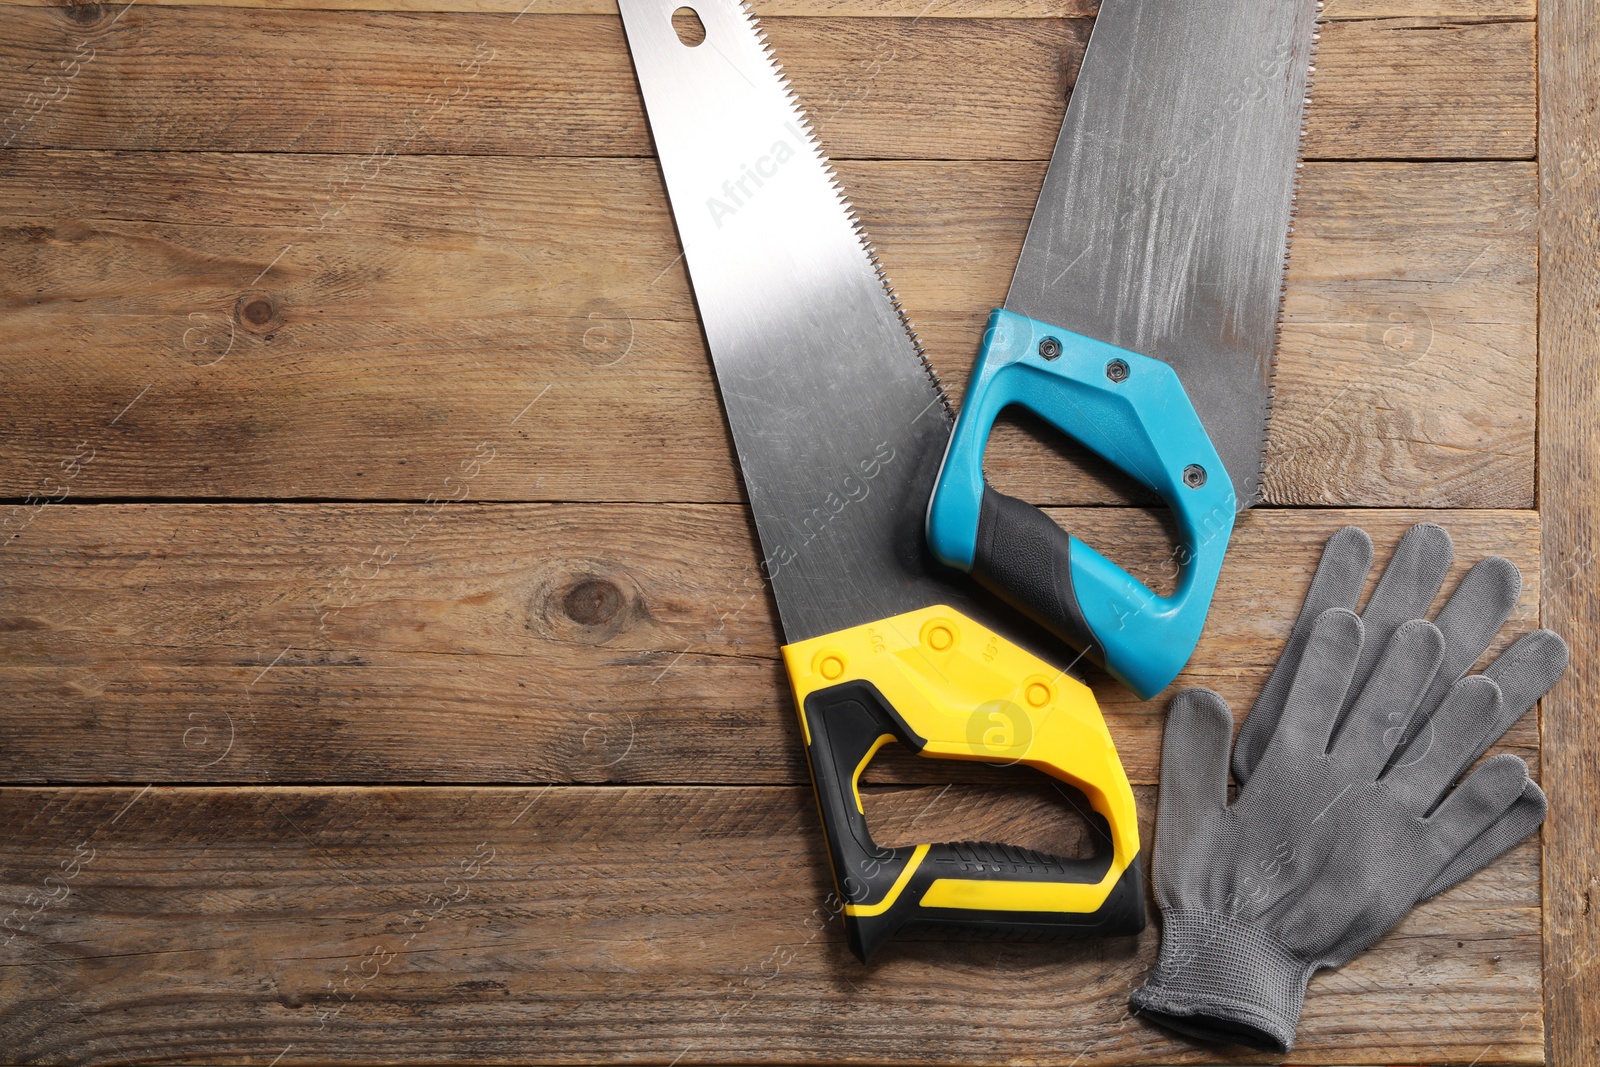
[616,0,1142,959]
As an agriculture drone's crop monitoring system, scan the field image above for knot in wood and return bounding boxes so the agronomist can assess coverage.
[562,578,624,626]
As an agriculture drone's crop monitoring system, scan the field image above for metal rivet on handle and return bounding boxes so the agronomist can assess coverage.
[1106,359,1129,382]
[1038,336,1062,361]
[1183,464,1207,488]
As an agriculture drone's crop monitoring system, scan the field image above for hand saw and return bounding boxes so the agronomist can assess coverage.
[927,1,1320,699]
[618,0,1144,961]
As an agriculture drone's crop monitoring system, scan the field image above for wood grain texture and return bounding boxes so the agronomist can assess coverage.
[0,8,1530,160]
[0,505,1541,786]
[1537,0,1600,1062]
[0,784,1544,1065]
[0,156,1536,506]
[1311,17,1535,160]
[1265,162,1537,507]
[0,0,1537,16]
[1320,0,1533,14]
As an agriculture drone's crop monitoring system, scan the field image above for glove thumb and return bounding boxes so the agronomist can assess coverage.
[1156,689,1235,848]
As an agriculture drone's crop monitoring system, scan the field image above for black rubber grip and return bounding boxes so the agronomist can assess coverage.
[800,678,1145,962]
[972,485,1105,671]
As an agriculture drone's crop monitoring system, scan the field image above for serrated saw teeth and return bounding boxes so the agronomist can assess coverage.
[728,0,949,418]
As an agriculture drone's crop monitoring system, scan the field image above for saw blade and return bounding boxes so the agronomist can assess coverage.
[1005,0,1320,509]
[617,0,977,643]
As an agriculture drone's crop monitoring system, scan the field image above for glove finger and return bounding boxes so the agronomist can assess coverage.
[1382,675,1504,810]
[1383,627,1567,778]
[1414,556,1522,715]
[1474,629,1571,765]
[1425,753,1535,859]
[1157,689,1235,852]
[1421,780,1545,900]
[1234,526,1374,784]
[1250,608,1363,777]
[1347,522,1454,707]
[1328,618,1444,769]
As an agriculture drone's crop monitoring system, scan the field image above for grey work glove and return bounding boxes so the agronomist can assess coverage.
[1129,524,1568,1052]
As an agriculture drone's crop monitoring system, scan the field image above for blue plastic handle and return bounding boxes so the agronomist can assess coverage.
[926,308,1236,699]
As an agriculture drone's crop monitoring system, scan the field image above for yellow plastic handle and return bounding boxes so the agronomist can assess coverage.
[781,605,1141,956]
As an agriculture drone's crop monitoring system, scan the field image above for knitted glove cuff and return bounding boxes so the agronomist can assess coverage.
[1128,908,1314,1053]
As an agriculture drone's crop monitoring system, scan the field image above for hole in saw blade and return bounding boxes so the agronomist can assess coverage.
[984,404,1180,598]
[858,743,1100,860]
[671,6,706,46]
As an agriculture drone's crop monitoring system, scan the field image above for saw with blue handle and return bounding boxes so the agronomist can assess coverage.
[615,0,1317,959]
[928,0,1321,699]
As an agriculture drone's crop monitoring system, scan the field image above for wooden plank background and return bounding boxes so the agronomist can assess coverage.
[1537,0,1600,1062]
[1,0,1588,1063]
